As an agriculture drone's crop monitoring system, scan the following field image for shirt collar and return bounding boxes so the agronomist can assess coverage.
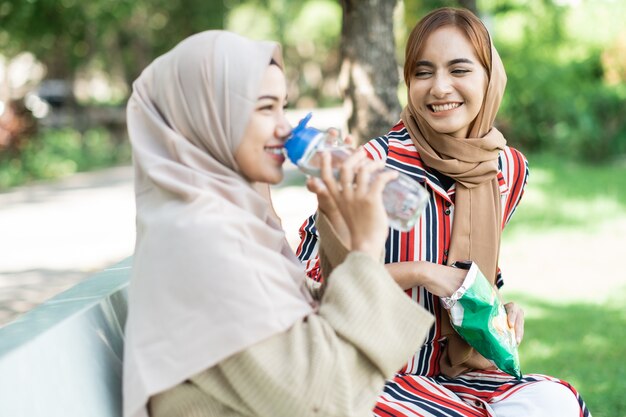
[391,149,509,204]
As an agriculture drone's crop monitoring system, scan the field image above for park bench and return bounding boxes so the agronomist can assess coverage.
[0,257,131,416]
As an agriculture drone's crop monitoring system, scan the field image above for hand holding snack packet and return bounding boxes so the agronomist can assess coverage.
[441,261,522,379]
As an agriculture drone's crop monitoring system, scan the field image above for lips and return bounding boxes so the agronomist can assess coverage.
[264,146,285,163]
[264,145,284,155]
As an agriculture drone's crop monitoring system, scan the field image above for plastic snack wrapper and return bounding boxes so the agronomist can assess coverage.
[441,261,522,379]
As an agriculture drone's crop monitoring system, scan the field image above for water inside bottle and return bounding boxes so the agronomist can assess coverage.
[298,146,352,178]
[382,174,429,231]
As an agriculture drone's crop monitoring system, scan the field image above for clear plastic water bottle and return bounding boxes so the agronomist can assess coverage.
[284,113,429,232]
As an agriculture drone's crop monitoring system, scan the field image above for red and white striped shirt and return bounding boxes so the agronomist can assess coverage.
[296,123,591,416]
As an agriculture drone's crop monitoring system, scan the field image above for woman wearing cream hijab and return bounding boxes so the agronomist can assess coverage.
[123,30,433,417]
[297,7,591,417]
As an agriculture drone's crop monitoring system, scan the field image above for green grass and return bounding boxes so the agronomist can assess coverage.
[511,290,626,417]
[500,154,626,415]
[504,153,626,235]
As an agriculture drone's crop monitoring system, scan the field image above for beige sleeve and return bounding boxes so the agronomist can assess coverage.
[316,211,351,280]
[312,211,386,300]
[182,252,434,417]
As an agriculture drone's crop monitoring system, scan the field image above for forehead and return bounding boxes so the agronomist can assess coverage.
[420,26,478,61]
[257,65,287,96]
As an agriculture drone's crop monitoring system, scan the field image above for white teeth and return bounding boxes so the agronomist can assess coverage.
[265,147,284,155]
[431,103,461,113]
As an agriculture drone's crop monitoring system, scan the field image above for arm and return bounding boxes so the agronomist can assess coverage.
[189,252,434,417]
[497,147,529,343]
[295,135,390,284]
[296,147,388,297]
[501,147,529,228]
[150,150,435,417]
[385,261,466,296]
[384,150,530,295]
[295,209,353,300]
[386,259,525,344]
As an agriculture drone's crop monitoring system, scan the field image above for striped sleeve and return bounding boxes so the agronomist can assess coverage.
[363,135,389,161]
[496,147,528,288]
[295,214,322,282]
[500,147,529,228]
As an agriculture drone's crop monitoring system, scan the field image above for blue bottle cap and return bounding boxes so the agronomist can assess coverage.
[283,112,320,164]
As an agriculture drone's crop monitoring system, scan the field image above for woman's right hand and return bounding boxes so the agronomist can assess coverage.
[308,147,397,260]
[386,261,467,296]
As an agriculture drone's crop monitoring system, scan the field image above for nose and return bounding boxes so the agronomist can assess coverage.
[276,114,292,142]
[430,73,453,98]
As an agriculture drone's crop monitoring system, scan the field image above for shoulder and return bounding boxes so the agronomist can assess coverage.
[363,121,430,181]
[499,146,528,173]
[363,120,414,161]
[498,146,529,190]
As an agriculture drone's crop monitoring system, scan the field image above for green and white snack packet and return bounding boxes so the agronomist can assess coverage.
[441,261,522,379]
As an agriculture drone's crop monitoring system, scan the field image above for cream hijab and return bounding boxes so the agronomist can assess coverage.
[401,34,508,375]
[123,31,314,417]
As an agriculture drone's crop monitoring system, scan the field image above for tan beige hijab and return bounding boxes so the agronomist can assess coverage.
[401,37,507,375]
[123,31,314,417]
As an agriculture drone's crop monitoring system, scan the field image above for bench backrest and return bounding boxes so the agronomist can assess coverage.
[0,257,131,416]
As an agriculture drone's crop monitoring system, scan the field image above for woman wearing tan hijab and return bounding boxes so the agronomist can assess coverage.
[123,30,434,417]
[297,8,591,417]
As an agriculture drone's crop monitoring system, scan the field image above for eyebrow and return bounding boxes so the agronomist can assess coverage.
[258,95,279,101]
[257,94,289,102]
[415,58,475,67]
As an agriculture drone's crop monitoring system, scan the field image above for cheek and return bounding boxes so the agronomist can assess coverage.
[233,142,248,168]
[473,74,488,104]
[233,142,257,176]
[409,84,426,107]
[469,85,487,112]
[235,153,259,182]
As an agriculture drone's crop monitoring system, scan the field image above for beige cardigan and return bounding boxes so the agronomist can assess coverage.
[150,215,434,417]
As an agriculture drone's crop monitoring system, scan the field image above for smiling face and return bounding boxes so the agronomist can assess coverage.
[408,25,488,138]
[234,64,290,184]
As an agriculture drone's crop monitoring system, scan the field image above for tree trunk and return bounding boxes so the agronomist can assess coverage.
[457,0,478,14]
[339,0,401,145]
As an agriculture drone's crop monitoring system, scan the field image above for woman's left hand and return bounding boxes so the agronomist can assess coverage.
[504,302,524,345]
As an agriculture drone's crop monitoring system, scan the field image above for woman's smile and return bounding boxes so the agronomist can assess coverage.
[264,145,286,163]
[429,102,462,113]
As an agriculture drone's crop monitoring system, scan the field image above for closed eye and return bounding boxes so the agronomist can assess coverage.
[415,70,432,78]
[451,68,471,75]
[258,104,275,111]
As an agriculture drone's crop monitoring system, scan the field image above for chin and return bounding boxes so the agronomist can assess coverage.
[263,171,284,185]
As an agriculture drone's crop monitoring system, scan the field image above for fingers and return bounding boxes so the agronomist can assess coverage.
[343,134,356,149]
[319,151,340,199]
[314,147,390,258]
[505,302,525,345]
[325,128,342,146]
[338,148,367,198]
[306,176,324,193]
[368,167,398,196]
[353,156,385,196]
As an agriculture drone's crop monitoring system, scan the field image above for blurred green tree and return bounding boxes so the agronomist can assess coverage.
[0,0,624,163]
[0,0,226,93]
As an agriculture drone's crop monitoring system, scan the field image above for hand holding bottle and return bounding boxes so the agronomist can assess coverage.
[308,148,398,260]
[305,131,357,246]
[285,113,429,231]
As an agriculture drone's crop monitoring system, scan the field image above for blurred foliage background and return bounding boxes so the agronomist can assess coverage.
[1,0,626,189]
